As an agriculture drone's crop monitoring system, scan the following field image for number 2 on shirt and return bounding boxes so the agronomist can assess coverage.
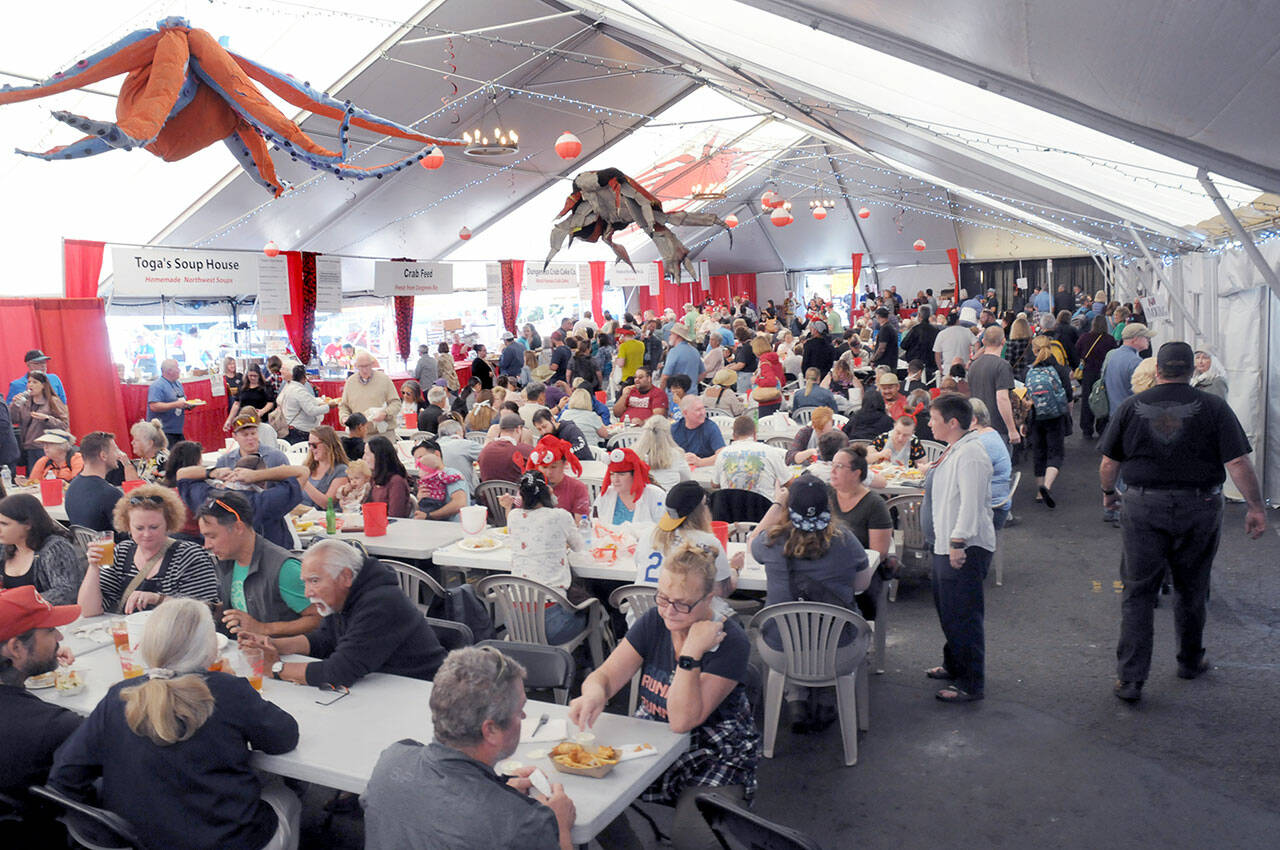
[644,552,663,583]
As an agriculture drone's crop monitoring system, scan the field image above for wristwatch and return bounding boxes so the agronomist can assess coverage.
[271,661,285,680]
[677,655,703,671]
[1101,488,1117,496]
[949,540,966,550]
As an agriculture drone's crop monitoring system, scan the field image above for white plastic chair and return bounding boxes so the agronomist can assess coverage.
[465,430,489,446]
[607,584,658,714]
[749,601,873,766]
[790,408,815,426]
[380,558,447,614]
[476,575,611,667]
[993,471,1022,586]
[727,521,757,543]
[919,440,946,464]
[831,413,850,428]
[883,494,927,602]
[606,429,644,450]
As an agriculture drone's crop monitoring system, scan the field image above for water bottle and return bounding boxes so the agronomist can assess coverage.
[0,466,11,491]
[578,514,592,544]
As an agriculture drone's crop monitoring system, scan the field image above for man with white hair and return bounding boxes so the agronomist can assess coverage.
[671,395,725,469]
[436,419,480,496]
[417,385,450,434]
[364,647,576,850]
[147,358,196,446]
[338,352,401,434]
[239,540,444,687]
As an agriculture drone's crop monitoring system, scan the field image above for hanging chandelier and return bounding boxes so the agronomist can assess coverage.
[690,182,727,201]
[463,90,519,157]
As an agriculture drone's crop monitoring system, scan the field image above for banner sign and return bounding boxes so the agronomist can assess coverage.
[314,257,343,313]
[608,263,662,293]
[373,261,453,296]
[256,256,291,315]
[698,259,710,291]
[111,247,262,297]
[524,262,582,290]
[485,263,503,307]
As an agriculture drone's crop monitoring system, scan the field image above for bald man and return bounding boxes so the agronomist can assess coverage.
[147,358,195,446]
[339,353,402,434]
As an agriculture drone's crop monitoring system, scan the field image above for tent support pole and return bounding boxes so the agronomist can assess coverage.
[1197,168,1280,301]
[1124,222,1204,341]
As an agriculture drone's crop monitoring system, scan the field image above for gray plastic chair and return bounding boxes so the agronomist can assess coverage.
[475,639,575,704]
[425,616,474,651]
[919,439,947,464]
[607,584,658,714]
[29,784,141,850]
[475,480,518,526]
[69,524,98,560]
[380,559,447,614]
[883,494,927,602]
[693,789,823,850]
[475,575,610,668]
[764,435,793,450]
[749,601,873,766]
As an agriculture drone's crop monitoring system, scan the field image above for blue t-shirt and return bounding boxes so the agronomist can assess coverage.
[976,429,1012,507]
[215,447,291,469]
[671,419,725,458]
[661,342,703,395]
[611,501,636,525]
[1104,345,1142,408]
[716,327,734,347]
[147,377,186,433]
[7,372,67,405]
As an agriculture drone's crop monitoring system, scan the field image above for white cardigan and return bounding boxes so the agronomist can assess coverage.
[593,484,666,526]
[926,431,996,555]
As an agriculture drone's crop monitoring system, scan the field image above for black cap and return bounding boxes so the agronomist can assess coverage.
[787,474,832,531]
[658,481,708,531]
[1156,341,1194,375]
[24,349,50,363]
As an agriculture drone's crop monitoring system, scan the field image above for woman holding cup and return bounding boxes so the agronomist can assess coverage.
[0,493,84,604]
[77,484,219,615]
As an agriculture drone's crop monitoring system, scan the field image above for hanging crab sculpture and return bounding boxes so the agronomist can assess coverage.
[0,17,464,196]
[547,167,731,283]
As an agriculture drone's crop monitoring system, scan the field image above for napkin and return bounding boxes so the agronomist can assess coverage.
[520,717,567,743]
[613,743,658,762]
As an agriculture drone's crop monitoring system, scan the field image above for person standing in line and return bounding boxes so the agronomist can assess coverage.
[966,326,1021,449]
[1099,342,1266,704]
[1075,315,1117,439]
[148,359,195,447]
[413,344,439,390]
[923,393,995,703]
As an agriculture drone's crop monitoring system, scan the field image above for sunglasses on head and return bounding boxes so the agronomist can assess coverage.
[201,497,243,524]
[128,494,165,507]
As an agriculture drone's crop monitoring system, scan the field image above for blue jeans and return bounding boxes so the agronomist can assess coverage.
[545,603,588,645]
[931,547,993,696]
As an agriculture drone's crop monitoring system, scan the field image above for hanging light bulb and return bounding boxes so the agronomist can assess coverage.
[420,146,444,170]
[770,206,793,227]
[263,240,280,257]
[857,207,871,219]
[913,239,926,251]
[458,226,472,241]
[555,131,582,159]
[724,214,739,229]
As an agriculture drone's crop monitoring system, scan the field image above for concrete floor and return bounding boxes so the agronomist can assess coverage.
[302,433,1280,849]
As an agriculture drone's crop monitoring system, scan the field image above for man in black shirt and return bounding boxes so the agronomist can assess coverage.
[417,386,449,434]
[901,306,940,381]
[1099,342,1266,703]
[65,431,124,532]
[871,307,899,370]
[471,344,493,390]
[0,587,83,822]
[548,334,571,384]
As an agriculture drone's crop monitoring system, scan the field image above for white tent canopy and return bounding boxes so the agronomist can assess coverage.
[1,0,1277,499]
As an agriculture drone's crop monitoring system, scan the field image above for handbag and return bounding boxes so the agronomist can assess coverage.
[114,539,175,614]
[1073,334,1103,381]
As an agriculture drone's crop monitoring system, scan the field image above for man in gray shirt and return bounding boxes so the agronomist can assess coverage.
[966,326,1021,446]
[363,647,576,850]
[413,344,439,390]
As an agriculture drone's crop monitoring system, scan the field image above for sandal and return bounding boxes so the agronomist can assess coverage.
[935,684,983,703]
[1039,486,1056,509]
[925,666,954,680]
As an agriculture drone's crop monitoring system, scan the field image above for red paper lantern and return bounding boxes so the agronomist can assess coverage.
[724,214,739,229]
[761,190,783,210]
[770,206,793,227]
[857,207,871,219]
[554,131,582,160]
[812,207,827,220]
[420,146,444,169]
[913,239,926,251]
[263,241,280,257]
[458,226,472,241]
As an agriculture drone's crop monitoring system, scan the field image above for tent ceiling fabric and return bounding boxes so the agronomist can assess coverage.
[136,0,1278,274]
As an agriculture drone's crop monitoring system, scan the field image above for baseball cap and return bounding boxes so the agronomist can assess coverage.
[787,475,832,532]
[877,372,901,386]
[1155,341,1194,372]
[501,331,515,340]
[0,586,80,643]
[658,481,708,531]
[232,414,260,431]
[23,349,51,363]
[1121,322,1156,340]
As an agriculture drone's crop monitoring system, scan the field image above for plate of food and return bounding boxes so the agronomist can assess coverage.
[549,742,619,778]
[54,667,86,696]
[457,535,505,551]
[25,671,57,690]
[185,399,207,407]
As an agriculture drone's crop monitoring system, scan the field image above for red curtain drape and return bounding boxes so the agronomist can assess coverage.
[0,298,130,447]
[282,251,317,364]
[63,239,106,298]
[392,296,414,361]
[708,273,758,306]
[588,261,605,322]
[500,260,524,334]
[850,253,863,323]
[946,248,961,301]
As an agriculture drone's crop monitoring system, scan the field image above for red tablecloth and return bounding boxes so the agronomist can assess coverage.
[119,378,226,452]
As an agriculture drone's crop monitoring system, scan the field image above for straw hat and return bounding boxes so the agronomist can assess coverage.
[712,369,737,387]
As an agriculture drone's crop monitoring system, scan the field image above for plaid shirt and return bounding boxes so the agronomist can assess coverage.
[265,369,285,394]
[637,687,761,802]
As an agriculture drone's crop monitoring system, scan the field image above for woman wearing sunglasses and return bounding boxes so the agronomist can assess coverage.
[77,484,219,615]
[570,544,760,850]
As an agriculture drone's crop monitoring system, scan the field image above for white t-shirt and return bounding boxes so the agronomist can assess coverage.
[933,325,975,370]
[507,507,583,590]
[713,440,789,495]
[633,527,731,586]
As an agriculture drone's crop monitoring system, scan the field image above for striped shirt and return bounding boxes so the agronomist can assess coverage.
[99,539,220,613]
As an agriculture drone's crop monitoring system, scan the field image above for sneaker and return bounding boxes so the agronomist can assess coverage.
[1114,680,1143,702]
[1101,509,1120,523]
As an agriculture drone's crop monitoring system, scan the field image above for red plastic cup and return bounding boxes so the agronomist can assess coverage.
[363,502,388,537]
[403,412,416,428]
[39,478,63,506]
[595,391,607,404]
[122,479,146,494]
[711,520,730,552]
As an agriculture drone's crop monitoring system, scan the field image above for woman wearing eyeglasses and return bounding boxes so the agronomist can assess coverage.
[571,544,760,850]
[77,484,219,615]
[297,426,349,510]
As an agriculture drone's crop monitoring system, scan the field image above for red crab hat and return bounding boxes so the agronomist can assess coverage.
[603,447,651,503]
[517,435,583,478]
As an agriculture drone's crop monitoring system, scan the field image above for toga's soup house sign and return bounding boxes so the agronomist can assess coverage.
[111,247,266,298]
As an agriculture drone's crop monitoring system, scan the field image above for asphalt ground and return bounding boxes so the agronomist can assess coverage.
[302,431,1280,849]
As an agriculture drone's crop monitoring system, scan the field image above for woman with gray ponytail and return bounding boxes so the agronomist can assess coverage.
[49,599,302,850]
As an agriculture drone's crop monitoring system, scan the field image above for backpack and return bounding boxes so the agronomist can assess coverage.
[1026,364,1067,418]
[1090,349,1115,419]
[426,582,496,643]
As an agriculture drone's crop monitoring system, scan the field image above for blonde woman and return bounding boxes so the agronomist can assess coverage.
[560,388,608,446]
[1026,335,1073,508]
[791,367,840,412]
[633,415,692,491]
[48,598,302,850]
[298,425,350,509]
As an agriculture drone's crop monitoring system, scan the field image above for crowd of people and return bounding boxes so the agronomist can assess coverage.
[0,283,1267,849]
